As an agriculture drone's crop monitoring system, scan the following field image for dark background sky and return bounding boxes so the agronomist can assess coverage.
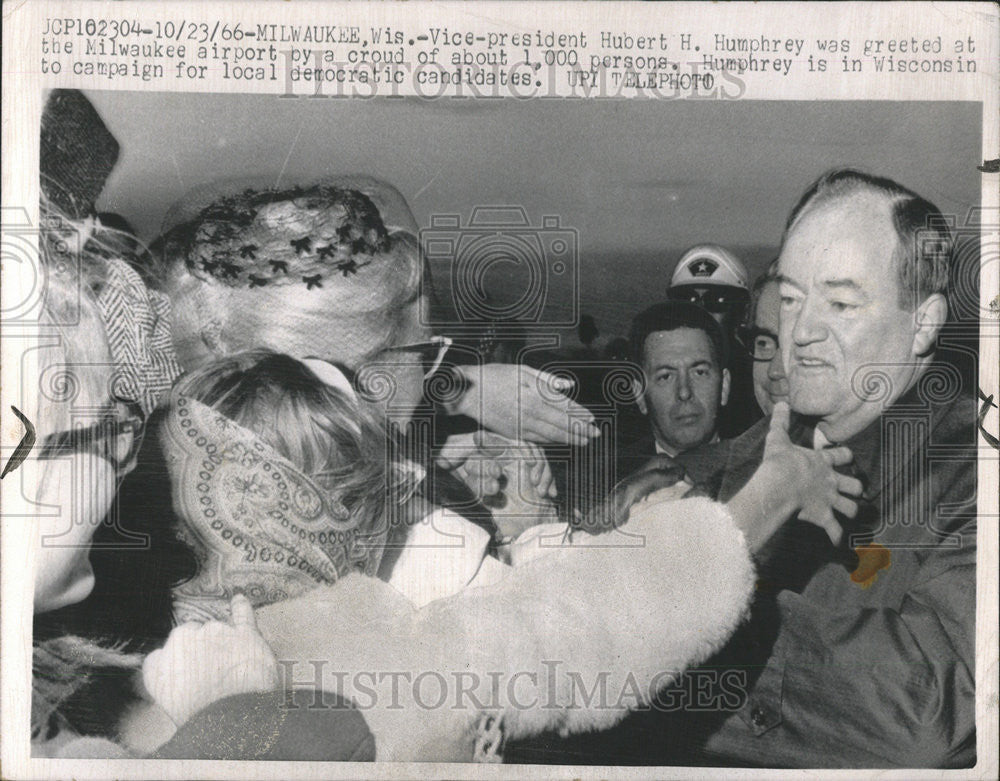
[85,91,982,338]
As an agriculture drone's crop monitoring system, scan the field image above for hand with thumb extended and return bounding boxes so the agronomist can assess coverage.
[142,594,280,727]
[761,402,862,546]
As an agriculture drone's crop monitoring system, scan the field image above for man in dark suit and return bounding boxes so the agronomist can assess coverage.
[664,169,977,767]
[615,301,731,488]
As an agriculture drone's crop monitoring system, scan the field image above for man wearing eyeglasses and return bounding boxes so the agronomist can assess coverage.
[640,170,975,768]
[520,170,976,771]
[742,261,790,416]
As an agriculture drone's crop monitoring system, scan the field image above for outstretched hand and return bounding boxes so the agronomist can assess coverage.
[580,455,692,534]
[758,402,863,546]
[142,595,280,727]
[436,431,557,500]
[451,364,601,447]
[437,431,559,540]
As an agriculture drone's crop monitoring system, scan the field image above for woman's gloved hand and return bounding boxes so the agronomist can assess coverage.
[142,594,280,727]
[436,431,557,500]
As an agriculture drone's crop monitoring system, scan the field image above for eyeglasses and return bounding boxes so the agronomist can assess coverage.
[38,402,145,476]
[381,335,453,379]
[738,327,779,362]
[667,286,750,314]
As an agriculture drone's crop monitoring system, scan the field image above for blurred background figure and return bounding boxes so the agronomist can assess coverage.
[576,313,601,354]
[667,244,761,437]
[605,336,630,362]
[667,244,750,331]
[741,260,789,416]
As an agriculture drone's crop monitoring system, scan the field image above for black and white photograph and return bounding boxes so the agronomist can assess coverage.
[2,2,997,778]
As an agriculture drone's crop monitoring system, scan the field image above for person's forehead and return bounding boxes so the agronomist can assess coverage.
[754,282,782,329]
[644,327,715,361]
[780,195,899,288]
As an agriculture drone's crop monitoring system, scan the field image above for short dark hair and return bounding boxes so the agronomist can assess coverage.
[629,301,729,368]
[784,168,952,310]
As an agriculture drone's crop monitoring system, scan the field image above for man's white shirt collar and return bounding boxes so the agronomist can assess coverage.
[654,441,677,457]
[655,434,720,458]
[813,426,833,450]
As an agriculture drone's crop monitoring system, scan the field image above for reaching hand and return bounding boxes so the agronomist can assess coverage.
[436,431,559,540]
[142,594,280,727]
[451,364,601,447]
[436,431,557,501]
[435,431,504,498]
[758,402,862,546]
[488,439,561,540]
[581,456,691,534]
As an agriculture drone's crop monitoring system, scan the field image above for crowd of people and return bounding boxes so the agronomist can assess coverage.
[23,89,976,767]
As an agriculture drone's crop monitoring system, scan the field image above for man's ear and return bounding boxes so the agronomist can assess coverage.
[720,367,731,407]
[633,378,647,415]
[912,293,947,356]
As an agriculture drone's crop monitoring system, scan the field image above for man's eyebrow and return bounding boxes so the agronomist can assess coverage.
[775,275,868,296]
[775,274,803,292]
[820,278,865,293]
[652,359,713,372]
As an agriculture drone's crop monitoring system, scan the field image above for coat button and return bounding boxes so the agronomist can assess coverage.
[750,706,768,727]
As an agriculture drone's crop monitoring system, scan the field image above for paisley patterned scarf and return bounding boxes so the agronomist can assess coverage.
[164,389,391,623]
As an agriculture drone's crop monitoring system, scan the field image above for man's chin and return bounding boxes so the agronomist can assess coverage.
[787,391,836,419]
[663,431,713,453]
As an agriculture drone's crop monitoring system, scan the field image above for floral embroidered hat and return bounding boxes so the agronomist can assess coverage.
[158,175,427,371]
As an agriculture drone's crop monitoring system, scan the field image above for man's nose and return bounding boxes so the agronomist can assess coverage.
[768,349,787,380]
[676,372,692,400]
[791,299,828,345]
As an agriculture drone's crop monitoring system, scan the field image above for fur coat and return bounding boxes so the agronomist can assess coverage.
[256,495,756,761]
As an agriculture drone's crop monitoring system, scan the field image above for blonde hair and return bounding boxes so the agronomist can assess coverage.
[171,350,414,545]
[154,182,425,370]
[34,199,117,441]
